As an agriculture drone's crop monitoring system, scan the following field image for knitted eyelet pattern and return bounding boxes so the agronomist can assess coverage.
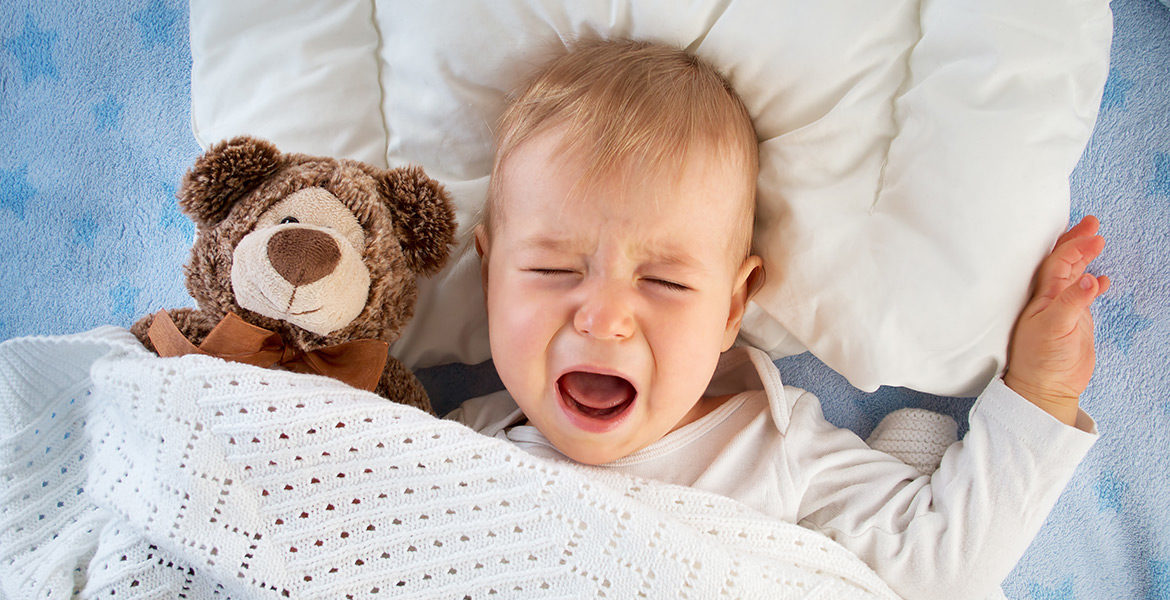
[1,329,898,599]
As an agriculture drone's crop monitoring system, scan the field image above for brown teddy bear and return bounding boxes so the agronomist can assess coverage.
[131,136,455,413]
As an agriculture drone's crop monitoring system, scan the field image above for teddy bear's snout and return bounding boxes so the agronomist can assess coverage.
[267,228,341,286]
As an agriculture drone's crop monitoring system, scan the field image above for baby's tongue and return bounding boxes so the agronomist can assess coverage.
[560,372,634,410]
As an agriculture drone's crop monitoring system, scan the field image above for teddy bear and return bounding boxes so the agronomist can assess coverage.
[131,136,456,413]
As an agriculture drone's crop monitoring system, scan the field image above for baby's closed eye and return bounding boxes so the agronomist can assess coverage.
[524,269,691,292]
[640,277,691,292]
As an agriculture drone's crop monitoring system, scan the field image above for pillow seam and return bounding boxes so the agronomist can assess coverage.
[869,0,926,215]
[366,0,393,166]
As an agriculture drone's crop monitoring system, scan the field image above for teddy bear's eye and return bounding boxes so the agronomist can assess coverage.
[260,188,365,250]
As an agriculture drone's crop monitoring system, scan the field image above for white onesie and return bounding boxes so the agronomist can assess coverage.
[447,346,1098,600]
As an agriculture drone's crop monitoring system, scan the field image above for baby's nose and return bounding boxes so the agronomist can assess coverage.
[573,282,635,340]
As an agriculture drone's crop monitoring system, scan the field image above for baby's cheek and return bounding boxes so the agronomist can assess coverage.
[487,282,553,396]
[491,286,546,346]
[657,306,726,392]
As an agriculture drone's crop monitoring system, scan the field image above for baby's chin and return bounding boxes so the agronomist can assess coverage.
[539,408,667,466]
[531,416,634,465]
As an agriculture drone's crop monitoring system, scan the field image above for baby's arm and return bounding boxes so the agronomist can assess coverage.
[789,381,1096,599]
[788,218,1107,598]
[1003,215,1110,425]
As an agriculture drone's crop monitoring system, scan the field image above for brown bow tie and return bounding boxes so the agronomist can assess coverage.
[146,310,388,392]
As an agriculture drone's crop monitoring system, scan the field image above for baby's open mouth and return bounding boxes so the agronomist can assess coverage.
[557,371,637,421]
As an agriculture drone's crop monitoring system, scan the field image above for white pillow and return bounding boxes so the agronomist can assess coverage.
[190,0,1112,397]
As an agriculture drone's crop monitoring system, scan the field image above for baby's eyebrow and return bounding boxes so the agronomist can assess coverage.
[516,234,707,271]
[634,242,707,271]
[642,249,693,267]
[517,235,580,253]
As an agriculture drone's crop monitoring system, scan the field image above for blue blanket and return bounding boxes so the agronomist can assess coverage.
[2,1,1167,598]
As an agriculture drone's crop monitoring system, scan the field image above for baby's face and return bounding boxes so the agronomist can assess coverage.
[477,128,760,465]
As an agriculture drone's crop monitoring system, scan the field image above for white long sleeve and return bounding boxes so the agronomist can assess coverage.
[786,378,1096,599]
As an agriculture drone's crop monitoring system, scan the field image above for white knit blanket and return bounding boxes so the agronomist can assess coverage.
[0,328,898,599]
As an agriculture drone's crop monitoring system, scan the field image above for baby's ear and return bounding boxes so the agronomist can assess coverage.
[378,166,457,275]
[723,256,765,351]
[178,136,283,228]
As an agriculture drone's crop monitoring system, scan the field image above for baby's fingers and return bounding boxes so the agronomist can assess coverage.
[1097,274,1112,296]
[1055,215,1100,247]
[1036,233,1106,302]
[1045,272,1107,333]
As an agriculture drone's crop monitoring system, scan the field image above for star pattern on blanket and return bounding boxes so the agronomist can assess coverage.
[1100,70,1134,111]
[158,183,195,240]
[1094,472,1128,513]
[108,279,141,321]
[71,217,99,247]
[92,94,124,131]
[1094,292,1152,354]
[1151,152,1170,197]
[3,14,59,83]
[1027,576,1075,600]
[0,165,35,218]
[132,0,182,49]
[1149,560,1170,600]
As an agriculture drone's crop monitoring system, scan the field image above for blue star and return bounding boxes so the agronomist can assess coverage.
[1028,576,1075,600]
[2,15,60,83]
[109,280,142,320]
[1,165,36,218]
[1151,152,1170,198]
[162,207,196,240]
[158,182,195,240]
[1100,71,1134,111]
[1149,560,1170,600]
[92,95,124,131]
[71,218,99,247]
[132,0,182,49]
[1094,472,1127,513]
[1095,292,1152,354]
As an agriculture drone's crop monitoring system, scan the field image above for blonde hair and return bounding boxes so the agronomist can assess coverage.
[486,37,759,259]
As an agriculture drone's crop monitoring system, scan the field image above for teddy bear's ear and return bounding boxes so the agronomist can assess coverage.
[178,136,283,228]
[377,166,457,275]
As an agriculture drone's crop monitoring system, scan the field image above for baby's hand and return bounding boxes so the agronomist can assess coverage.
[1003,216,1110,426]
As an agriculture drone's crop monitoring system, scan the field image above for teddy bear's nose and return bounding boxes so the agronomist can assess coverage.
[267,228,341,286]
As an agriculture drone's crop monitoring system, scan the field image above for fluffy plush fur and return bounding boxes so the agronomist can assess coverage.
[131,136,456,412]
